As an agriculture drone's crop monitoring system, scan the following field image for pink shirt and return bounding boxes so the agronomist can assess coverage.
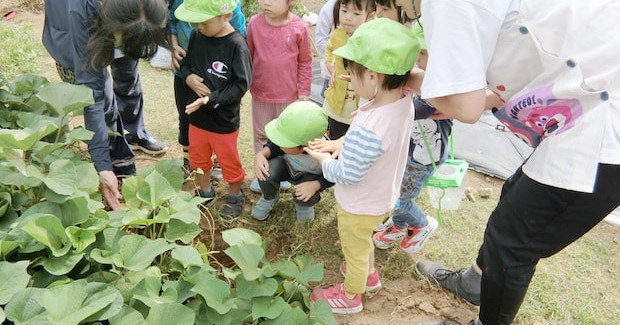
[246,14,313,103]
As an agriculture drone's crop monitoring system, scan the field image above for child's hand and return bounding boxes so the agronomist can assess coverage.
[328,76,335,88]
[171,45,186,72]
[253,154,270,181]
[338,74,351,82]
[186,74,211,97]
[303,146,333,163]
[298,95,309,101]
[185,96,208,114]
[307,137,343,159]
[294,181,320,202]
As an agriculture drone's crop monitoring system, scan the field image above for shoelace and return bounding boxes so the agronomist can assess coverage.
[434,268,466,281]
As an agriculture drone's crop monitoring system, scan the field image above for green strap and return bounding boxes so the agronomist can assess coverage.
[418,120,445,226]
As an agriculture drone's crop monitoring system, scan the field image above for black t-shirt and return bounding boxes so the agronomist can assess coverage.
[180,29,252,133]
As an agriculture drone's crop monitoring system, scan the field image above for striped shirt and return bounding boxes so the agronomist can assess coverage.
[322,94,414,215]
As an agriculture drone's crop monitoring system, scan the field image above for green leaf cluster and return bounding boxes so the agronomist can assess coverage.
[0,74,336,324]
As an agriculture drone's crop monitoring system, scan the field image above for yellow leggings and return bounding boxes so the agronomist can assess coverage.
[337,205,387,294]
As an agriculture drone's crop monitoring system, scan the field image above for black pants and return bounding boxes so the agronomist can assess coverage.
[258,156,322,207]
[477,164,620,324]
[173,75,190,147]
[327,117,350,140]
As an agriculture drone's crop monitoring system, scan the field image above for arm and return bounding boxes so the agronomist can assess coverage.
[230,0,247,37]
[419,0,505,124]
[305,125,384,184]
[253,145,272,181]
[315,0,335,59]
[297,24,313,100]
[324,31,337,80]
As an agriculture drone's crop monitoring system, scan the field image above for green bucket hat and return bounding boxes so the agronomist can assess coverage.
[265,102,328,148]
[332,18,420,75]
[412,17,426,49]
[175,0,237,23]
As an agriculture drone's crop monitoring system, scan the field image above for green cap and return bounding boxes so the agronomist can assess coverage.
[412,17,426,49]
[333,18,420,75]
[265,102,328,148]
[175,0,237,23]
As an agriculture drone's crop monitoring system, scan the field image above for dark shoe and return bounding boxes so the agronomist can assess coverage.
[421,320,479,325]
[415,260,481,305]
[112,160,136,179]
[196,187,216,206]
[182,157,193,178]
[126,134,167,155]
[221,191,244,221]
[211,159,223,181]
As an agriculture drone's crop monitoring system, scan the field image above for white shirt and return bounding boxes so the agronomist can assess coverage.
[421,0,620,193]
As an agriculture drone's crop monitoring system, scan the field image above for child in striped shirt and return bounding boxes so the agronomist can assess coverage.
[305,18,421,314]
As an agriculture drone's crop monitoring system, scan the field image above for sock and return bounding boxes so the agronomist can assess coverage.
[460,265,482,294]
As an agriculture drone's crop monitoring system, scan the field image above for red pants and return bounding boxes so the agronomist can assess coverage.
[188,126,245,183]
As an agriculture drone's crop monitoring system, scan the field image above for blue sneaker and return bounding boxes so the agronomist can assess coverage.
[250,179,262,193]
[250,180,292,193]
[279,181,292,190]
[251,195,279,221]
[295,203,314,221]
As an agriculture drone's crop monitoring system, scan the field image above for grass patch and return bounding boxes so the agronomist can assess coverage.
[0,23,42,80]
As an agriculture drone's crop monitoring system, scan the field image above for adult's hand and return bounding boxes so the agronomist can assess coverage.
[100,170,121,210]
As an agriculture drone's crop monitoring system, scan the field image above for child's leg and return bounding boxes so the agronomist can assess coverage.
[336,205,386,296]
[251,99,290,154]
[392,159,434,228]
[188,125,214,192]
[260,157,289,199]
[208,129,245,195]
[173,75,190,148]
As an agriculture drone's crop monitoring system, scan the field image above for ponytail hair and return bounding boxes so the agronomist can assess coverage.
[88,0,167,69]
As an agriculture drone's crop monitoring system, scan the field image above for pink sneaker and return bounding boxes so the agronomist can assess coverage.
[400,216,438,254]
[373,224,405,249]
[339,262,382,292]
[310,283,363,314]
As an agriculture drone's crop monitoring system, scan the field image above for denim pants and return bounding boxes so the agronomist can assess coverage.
[392,158,434,229]
[477,164,620,325]
[258,156,322,207]
[111,57,150,140]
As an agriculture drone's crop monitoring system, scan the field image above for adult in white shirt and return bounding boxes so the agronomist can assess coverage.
[401,0,620,324]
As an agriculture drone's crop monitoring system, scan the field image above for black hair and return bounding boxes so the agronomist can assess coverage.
[88,0,168,69]
[332,0,341,29]
[340,0,376,16]
[375,0,415,24]
[343,59,409,90]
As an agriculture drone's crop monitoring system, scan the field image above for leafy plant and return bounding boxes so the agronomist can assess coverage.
[0,73,337,324]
